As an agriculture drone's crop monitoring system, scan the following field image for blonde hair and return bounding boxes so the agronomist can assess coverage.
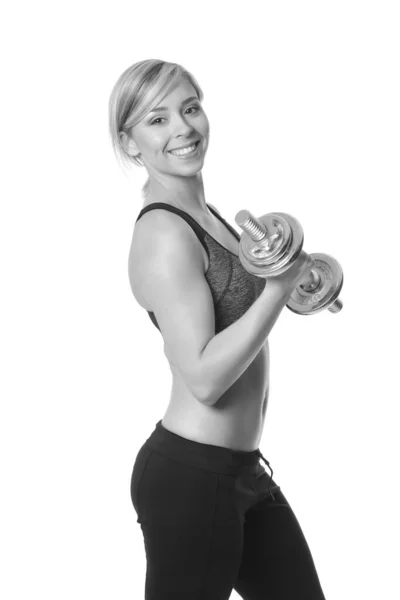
[108,59,204,198]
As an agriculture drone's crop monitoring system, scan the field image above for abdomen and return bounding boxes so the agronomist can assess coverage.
[162,341,270,451]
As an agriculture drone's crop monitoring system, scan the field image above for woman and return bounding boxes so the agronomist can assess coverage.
[109,59,326,600]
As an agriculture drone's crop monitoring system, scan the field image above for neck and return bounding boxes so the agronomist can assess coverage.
[145,174,210,217]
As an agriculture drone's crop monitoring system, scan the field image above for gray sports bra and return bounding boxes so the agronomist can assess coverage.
[135,203,266,334]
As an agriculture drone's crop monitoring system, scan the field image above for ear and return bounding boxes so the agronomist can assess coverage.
[119,131,140,158]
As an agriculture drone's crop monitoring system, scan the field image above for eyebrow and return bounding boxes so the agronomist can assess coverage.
[148,96,199,114]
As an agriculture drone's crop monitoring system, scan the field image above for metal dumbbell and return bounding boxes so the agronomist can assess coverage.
[234,210,343,315]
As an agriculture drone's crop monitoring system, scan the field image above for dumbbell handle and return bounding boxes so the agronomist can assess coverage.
[236,209,343,314]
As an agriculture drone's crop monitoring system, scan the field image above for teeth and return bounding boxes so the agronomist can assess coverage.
[170,143,197,156]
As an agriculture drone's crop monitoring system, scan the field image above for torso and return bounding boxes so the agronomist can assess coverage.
[129,199,270,451]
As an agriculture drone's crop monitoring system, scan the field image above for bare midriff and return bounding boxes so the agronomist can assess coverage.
[162,342,270,452]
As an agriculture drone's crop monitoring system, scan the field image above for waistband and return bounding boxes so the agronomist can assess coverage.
[145,420,276,500]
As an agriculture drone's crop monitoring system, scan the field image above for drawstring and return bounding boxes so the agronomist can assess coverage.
[254,449,275,500]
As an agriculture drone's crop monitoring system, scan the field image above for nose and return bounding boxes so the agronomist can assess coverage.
[171,113,195,137]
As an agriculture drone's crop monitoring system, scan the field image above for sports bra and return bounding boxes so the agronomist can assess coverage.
[135,203,266,334]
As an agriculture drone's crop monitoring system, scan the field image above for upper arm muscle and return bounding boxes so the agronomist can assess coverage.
[136,211,215,401]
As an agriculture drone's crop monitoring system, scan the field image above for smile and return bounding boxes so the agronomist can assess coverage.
[168,141,200,157]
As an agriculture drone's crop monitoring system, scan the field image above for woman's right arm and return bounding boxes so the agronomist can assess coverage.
[135,210,311,407]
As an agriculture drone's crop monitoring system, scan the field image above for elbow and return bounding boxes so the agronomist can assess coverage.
[192,375,214,407]
[193,382,212,406]
[193,378,219,407]
[197,391,214,407]
[190,355,219,407]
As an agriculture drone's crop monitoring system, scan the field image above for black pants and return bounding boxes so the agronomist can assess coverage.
[131,420,326,600]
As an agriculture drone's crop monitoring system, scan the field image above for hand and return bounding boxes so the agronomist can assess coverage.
[266,251,314,295]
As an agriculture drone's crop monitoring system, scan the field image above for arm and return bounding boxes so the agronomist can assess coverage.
[135,208,298,407]
[133,210,218,403]
[198,282,292,406]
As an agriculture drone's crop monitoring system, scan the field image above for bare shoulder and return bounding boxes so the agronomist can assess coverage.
[128,207,207,309]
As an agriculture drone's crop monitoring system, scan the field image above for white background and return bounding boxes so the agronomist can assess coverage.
[1,1,399,598]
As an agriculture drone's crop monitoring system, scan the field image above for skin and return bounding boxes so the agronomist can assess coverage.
[120,78,211,218]
[125,77,270,449]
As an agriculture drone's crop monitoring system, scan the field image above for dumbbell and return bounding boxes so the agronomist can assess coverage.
[234,210,343,315]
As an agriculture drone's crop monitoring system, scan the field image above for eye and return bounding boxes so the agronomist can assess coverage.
[186,105,201,114]
[150,105,201,125]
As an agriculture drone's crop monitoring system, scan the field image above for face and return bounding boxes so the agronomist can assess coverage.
[123,78,210,181]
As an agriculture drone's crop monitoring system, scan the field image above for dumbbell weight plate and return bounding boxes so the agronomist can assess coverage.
[238,212,305,276]
[286,253,344,315]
